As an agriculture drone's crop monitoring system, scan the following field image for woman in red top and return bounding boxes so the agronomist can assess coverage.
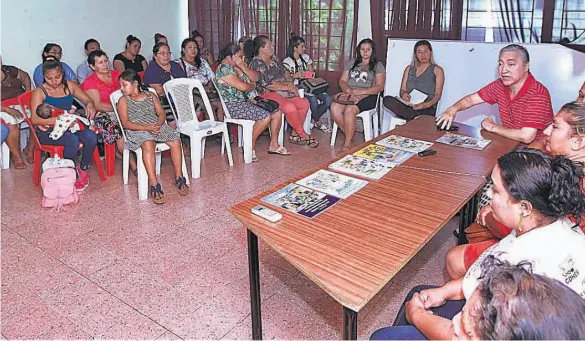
[81,50,136,173]
[446,101,585,280]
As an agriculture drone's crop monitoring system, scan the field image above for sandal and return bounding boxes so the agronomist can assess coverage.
[305,136,319,148]
[252,150,259,163]
[315,122,332,133]
[267,146,291,156]
[175,177,190,196]
[149,183,166,204]
[289,134,307,145]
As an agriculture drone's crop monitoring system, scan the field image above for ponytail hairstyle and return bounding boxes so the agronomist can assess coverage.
[218,43,241,63]
[119,69,147,93]
[243,39,255,63]
[191,29,204,40]
[154,33,167,44]
[180,38,202,69]
[560,102,585,136]
[42,59,69,92]
[125,35,141,49]
[497,148,585,222]
[353,38,378,72]
[252,35,270,57]
[286,33,307,73]
[41,43,62,62]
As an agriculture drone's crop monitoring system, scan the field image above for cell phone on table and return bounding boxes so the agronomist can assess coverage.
[303,71,315,79]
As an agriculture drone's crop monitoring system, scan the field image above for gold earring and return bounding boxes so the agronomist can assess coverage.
[517,214,523,232]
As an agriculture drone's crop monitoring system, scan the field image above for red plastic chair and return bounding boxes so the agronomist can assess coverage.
[1,97,20,124]
[17,91,107,186]
[138,71,145,80]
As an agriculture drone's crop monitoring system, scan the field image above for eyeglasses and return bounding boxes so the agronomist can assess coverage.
[157,52,172,56]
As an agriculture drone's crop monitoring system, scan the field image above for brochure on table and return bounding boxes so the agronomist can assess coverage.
[376,135,433,153]
[261,183,340,219]
[329,154,395,180]
[354,144,415,165]
[436,133,491,150]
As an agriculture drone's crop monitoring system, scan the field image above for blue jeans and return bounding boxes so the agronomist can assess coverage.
[36,128,97,170]
[370,285,466,340]
[0,124,9,144]
[306,93,332,121]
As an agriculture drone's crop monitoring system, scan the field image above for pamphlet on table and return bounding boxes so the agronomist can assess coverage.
[296,169,369,199]
[436,133,491,150]
[354,144,415,165]
[328,154,395,180]
[261,183,340,219]
[376,135,433,153]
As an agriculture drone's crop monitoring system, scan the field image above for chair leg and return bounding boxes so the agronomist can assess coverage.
[303,108,312,135]
[1,142,10,169]
[362,115,373,142]
[330,122,339,146]
[180,149,190,185]
[278,117,285,146]
[243,125,253,164]
[373,112,380,138]
[155,153,162,175]
[123,149,130,185]
[105,143,116,177]
[136,149,148,200]
[92,148,107,181]
[238,125,243,148]
[223,126,234,167]
[190,137,203,179]
[33,148,42,186]
[201,137,206,159]
[220,131,226,155]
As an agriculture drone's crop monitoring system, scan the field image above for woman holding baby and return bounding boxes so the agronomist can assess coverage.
[31,59,97,191]
[382,40,444,122]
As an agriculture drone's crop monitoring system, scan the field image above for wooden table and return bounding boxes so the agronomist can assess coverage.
[229,116,518,340]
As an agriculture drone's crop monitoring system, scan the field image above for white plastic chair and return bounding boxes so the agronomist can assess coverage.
[212,79,257,164]
[330,93,381,146]
[1,142,9,169]
[163,79,233,178]
[110,88,189,200]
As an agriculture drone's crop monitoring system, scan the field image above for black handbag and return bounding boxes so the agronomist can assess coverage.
[249,96,280,113]
[299,77,329,94]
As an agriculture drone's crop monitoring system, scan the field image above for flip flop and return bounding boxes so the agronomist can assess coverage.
[267,146,291,156]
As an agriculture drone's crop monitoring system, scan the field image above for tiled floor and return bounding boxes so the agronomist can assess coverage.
[1,129,456,339]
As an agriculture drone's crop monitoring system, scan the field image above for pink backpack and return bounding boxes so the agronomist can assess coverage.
[41,166,79,211]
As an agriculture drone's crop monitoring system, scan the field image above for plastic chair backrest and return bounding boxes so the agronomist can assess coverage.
[138,71,145,80]
[163,78,215,128]
[1,97,19,107]
[211,79,233,120]
[110,88,158,142]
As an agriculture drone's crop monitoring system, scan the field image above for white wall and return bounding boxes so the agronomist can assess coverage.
[0,0,189,78]
[383,39,585,128]
[356,0,372,43]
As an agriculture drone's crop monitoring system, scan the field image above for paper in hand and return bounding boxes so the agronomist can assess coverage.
[409,89,428,105]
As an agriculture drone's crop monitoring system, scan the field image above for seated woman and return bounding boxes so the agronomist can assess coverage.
[143,42,186,124]
[31,60,98,191]
[283,35,332,133]
[371,260,585,340]
[150,33,176,61]
[81,50,137,173]
[116,69,188,204]
[446,101,585,280]
[176,38,223,121]
[249,35,317,148]
[33,43,78,87]
[113,35,148,73]
[1,56,33,168]
[330,39,385,151]
[192,30,215,66]
[383,40,445,121]
[215,43,287,162]
[381,148,585,340]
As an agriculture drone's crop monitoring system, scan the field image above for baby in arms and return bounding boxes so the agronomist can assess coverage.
[36,103,95,140]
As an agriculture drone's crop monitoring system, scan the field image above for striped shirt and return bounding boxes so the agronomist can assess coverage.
[478,73,553,140]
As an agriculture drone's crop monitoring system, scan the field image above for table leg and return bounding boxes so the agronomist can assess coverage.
[456,192,480,245]
[247,229,263,340]
[343,307,358,340]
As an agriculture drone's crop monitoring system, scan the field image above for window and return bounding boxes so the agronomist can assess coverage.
[192,0,240,57]
[553,0,585,44]
[300,0,356,72]
[383,0,462,40]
